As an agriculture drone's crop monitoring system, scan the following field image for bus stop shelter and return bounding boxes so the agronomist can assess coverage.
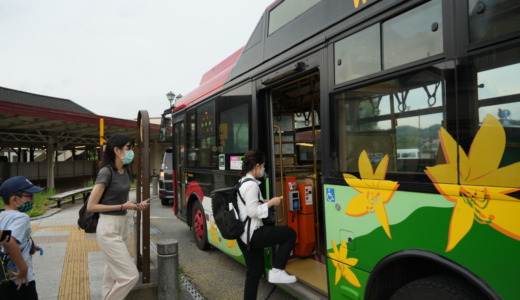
[0,86,162,188]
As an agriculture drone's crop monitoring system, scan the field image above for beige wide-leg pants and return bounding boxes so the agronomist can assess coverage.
[96,213,139,300]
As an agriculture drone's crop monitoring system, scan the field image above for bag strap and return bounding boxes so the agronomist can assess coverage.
[236,178,254,204]
[98,167,113,205]
[236,178,255,250]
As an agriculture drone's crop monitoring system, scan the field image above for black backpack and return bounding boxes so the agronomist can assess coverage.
[78,168,112,233]
[211,178,254,240]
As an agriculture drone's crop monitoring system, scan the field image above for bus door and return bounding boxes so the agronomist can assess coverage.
[268,71,328,294]
[172,115,187,221]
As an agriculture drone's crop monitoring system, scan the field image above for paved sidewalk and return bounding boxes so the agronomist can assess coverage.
[31,205,96,299]
[28,190,195,300]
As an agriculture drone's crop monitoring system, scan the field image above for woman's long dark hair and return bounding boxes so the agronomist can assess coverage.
[99,133,135,171]
[240,149,265,177]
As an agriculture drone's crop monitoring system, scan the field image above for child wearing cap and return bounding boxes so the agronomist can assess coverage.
[0,176,44,300]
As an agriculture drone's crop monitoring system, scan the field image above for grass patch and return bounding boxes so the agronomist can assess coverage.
[27,188,57,218]
[81,178,95,188]
[0,188,56,218]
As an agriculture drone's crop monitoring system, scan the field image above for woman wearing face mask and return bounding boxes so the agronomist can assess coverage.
[87,133,150,300]
[0,176,44,299]
[236,149,297,299]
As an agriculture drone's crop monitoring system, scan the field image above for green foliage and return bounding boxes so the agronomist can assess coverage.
[81,178,95,188]
[26,188,56,218]
[396,124,441,149]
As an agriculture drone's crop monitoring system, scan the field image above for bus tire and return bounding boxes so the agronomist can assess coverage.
[191,200,210,250]
[390,275,486,300]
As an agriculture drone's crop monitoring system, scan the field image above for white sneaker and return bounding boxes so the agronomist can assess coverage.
[268,269,297,284]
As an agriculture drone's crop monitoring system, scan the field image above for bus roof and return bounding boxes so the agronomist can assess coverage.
[171,1,282,112]
[173,47,244,112]
[171,0,375,113]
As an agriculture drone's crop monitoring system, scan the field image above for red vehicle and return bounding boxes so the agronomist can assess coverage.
[161,1,520,299]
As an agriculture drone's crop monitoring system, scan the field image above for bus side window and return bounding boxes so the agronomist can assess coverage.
[334,68,445,175]
[186,110,198,168]
[475,54,520,169]
[219,102,250,154]
[197,101,217,168]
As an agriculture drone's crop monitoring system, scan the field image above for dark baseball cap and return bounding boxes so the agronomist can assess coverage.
[0,176,44,197]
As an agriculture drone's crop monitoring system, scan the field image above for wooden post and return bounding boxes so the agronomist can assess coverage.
[136,110,151,283]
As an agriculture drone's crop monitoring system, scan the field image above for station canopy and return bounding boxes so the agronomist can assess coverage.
[0,86,160,150]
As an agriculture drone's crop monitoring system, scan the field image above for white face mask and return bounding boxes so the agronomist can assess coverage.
[258,167,265,178]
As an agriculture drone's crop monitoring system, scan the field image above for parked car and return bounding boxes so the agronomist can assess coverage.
[159,148,173,206]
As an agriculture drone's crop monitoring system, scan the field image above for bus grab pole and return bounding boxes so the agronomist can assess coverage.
[273,125,286,223]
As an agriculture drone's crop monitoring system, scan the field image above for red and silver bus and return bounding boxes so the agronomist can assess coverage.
[161,0,520,298]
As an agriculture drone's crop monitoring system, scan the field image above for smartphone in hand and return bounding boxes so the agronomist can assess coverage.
[0,230,12,243]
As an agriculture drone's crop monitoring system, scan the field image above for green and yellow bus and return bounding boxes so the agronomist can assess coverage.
[161,0,520,298]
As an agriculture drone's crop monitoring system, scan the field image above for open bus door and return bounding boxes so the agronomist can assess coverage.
[266,71,328,295]
[172,114,187,221]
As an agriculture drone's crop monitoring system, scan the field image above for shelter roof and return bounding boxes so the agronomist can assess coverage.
[0,86,160,149]
[0,87,94,114]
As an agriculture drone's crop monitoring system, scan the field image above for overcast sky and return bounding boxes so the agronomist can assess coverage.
[0,0,274,120]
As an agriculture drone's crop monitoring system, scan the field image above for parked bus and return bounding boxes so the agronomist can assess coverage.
[161,0,520,298]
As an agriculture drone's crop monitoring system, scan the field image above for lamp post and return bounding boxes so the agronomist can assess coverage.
[166,91,183,108]
[167,91,175,107]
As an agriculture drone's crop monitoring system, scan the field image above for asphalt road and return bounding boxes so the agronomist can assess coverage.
[148,198,296,300]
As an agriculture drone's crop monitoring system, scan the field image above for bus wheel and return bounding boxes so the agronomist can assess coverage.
[191,200,210,250]
[390,275,486,300]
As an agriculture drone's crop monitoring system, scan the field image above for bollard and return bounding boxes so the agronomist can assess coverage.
[157,239,179,300]
[152,176,159,195]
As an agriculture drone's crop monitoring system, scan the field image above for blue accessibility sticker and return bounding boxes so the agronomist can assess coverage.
[326,188,335,202]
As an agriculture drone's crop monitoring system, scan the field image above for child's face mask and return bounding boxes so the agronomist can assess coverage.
[16,196,34,212]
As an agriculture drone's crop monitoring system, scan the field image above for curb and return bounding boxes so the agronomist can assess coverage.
[30,207,62,220]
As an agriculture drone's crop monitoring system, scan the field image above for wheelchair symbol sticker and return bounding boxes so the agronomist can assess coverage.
[326,188,335,202]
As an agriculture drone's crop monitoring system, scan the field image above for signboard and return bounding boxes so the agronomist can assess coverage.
[230,156,243,171]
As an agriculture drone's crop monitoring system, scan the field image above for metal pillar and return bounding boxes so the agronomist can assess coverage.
[46,137,55,189]
[157,239,179,300]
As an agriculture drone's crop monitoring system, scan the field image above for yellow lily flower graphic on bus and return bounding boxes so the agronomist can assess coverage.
[226,239,239,255]
[328,240,361,287]
[343,151,399,239]
[353,0,368,9]
[425,114,520,252]
[209,221,222,244]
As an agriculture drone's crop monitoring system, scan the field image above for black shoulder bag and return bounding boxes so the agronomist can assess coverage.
[77,168,113,233]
